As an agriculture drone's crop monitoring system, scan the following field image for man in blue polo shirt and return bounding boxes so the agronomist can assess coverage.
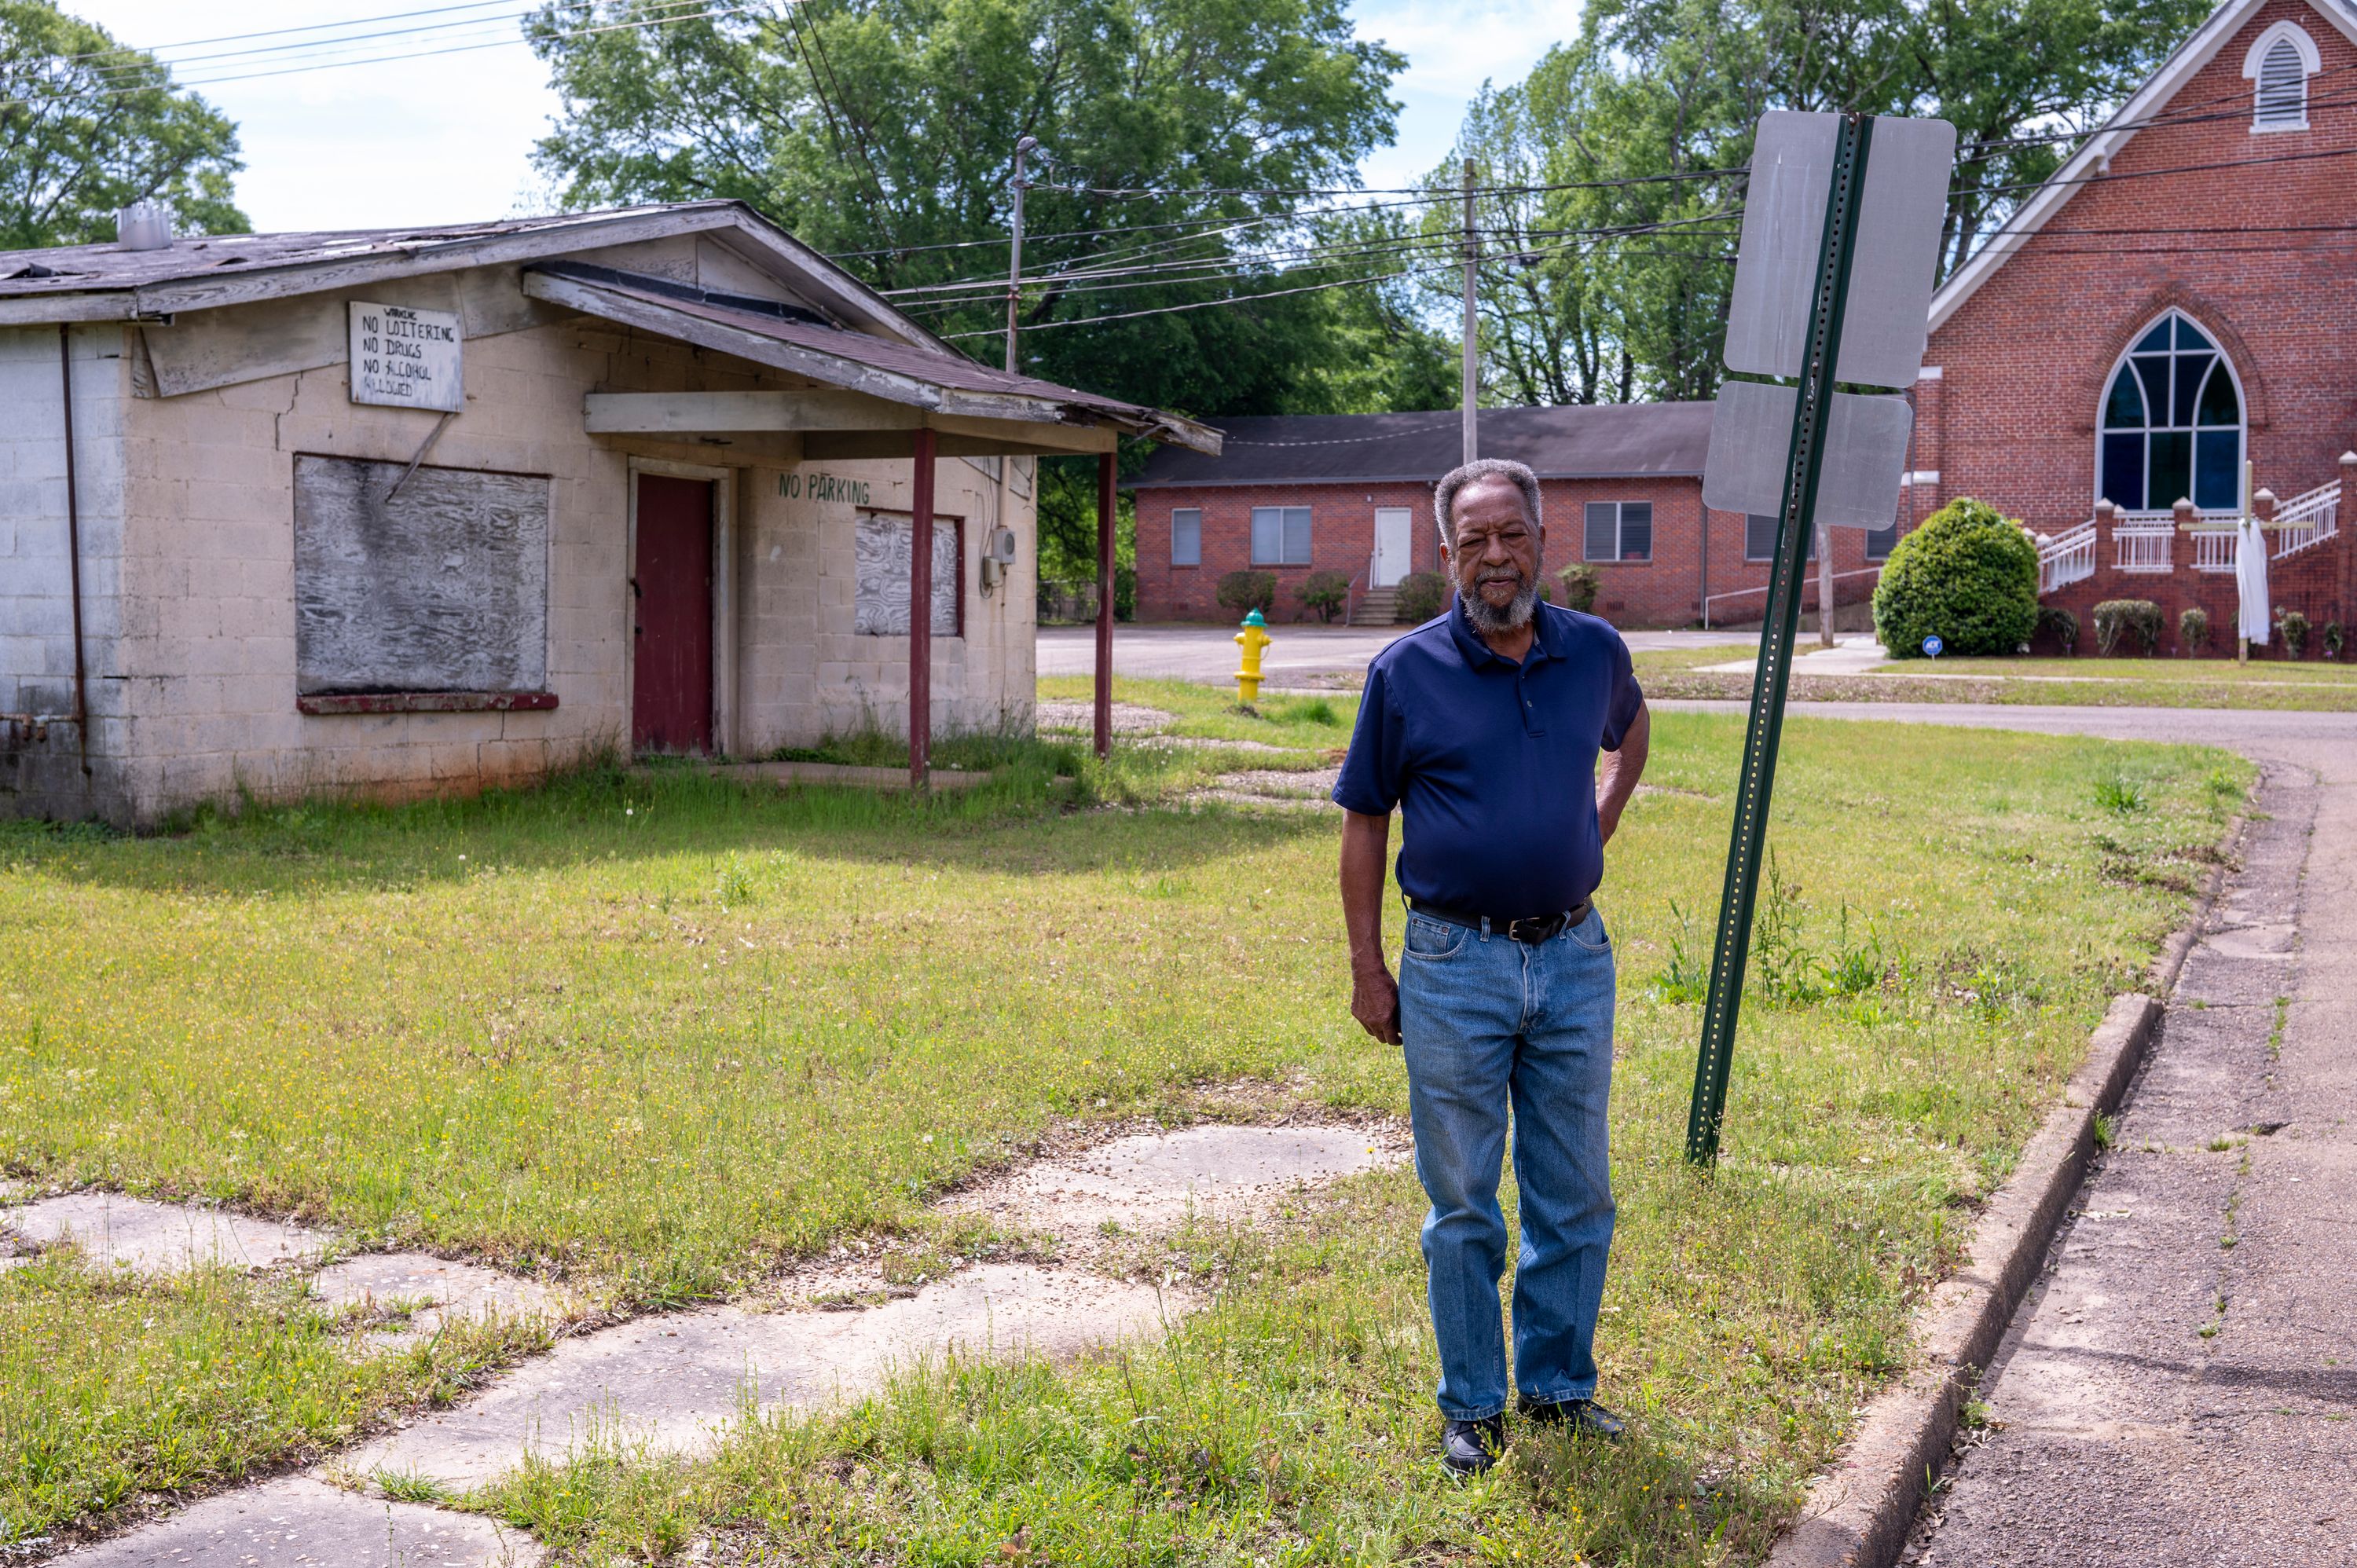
[1333,456,1650,1477]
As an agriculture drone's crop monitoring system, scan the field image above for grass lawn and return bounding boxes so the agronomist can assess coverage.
[1637,648,2357,710]
[1,695,2247,1561]
[1,1256,538,1545]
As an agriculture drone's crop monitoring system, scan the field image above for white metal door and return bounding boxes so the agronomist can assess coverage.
[1373,507,1413,587]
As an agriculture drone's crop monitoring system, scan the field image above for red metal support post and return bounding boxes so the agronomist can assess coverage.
[1094,450,1116,759]
[911,427,936,790]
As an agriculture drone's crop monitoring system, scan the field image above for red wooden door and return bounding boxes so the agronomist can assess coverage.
[632,475,714,754]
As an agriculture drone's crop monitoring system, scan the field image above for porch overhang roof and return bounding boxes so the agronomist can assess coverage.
[523,262,1222,457]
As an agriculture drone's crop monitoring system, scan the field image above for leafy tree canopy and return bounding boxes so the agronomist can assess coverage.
[528,0,1420,423]
[1431,0,2214,408]
[0,0,246,250]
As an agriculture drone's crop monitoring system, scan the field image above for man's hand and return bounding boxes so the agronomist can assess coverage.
[1596,703,1651,847]
[1351,961,1402,1045]
[1339,809,1402,1046]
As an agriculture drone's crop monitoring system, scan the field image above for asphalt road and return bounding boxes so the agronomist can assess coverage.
[1036,623,1754,686]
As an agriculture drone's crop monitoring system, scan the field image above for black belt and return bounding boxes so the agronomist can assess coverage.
[1409,897,1590,943]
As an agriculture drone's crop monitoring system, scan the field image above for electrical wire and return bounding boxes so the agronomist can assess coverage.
[46,0,530,64]
[54,0,717,86]
[0,2,764,107]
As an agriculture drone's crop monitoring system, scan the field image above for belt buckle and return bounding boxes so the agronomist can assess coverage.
[1508,914,1552,943]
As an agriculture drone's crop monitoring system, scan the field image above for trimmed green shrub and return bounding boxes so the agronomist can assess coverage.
[1297,570,1350,623]
[1215,570,1276,616]
[2275,605,2310,659]
[2325,621,2345,658]
[2092,599,2163,656]
[1555,562,1600,614]
[1871,497,2039,658]
[2178,606,2209,656]
[1392,570,1449,624]
[2036,604,2080,656]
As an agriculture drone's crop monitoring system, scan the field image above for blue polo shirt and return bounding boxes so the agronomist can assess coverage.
[1332,595,1644,914]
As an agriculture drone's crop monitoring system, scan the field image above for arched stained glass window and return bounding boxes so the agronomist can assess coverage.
[2098,312,2242,512]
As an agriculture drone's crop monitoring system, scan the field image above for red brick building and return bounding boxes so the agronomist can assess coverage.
[1914,0,2354,645]
[1127,405,1896,627]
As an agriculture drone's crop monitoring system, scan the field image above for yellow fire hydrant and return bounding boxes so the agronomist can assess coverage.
[1233,609,1272,704]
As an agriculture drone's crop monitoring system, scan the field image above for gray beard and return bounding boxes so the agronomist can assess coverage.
[1460,576,1538,636]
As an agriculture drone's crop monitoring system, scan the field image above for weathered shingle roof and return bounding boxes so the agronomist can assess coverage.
[0,201,917,348]
[1124,403,1714,488]
[528,262,1221,452]
[0,200,1218,452]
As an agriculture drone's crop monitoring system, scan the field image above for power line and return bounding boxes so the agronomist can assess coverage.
[60,0,713,83]
[937,226,1739,339]
[825,191,1450,261]
[46,0,527,65]
[0,2,764,107]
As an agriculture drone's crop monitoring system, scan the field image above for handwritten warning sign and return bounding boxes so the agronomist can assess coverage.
[349,301,463,412]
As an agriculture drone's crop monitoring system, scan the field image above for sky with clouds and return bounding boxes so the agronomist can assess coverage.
[70,0,1568,233]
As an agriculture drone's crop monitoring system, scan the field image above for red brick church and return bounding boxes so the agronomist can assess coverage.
[1135,0,2353,641]
[1913,0,2355,646]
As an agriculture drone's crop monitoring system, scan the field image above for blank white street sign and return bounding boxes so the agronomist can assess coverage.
[1700,380,1913,529]
[1723,111,1959,390]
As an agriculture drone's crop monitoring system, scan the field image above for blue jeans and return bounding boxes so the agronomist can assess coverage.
[1397,905,1617,1420]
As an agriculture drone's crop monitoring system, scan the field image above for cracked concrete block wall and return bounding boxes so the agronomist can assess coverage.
[3,266,1039,826]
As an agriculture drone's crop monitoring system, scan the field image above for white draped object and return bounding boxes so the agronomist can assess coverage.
[2236,511,2272,644]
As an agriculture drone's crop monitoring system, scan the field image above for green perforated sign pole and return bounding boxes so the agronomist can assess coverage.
[1685,112,1874,1166]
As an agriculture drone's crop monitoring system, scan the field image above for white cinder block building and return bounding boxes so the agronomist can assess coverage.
[0,202,1213,825]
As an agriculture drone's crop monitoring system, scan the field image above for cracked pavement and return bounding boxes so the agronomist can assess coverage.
[1902,722,2357,1566]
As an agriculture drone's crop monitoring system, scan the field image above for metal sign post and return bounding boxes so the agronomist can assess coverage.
[1684,108,1955,1167]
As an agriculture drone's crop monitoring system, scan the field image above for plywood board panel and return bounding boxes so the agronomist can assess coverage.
[293,454,550,694]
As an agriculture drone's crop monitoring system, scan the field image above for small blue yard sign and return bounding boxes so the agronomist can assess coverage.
[1922,634,1945,658]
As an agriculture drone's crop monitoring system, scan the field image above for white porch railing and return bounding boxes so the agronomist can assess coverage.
[2272,478,2341,560]
[2191,529,2238,573]
[2037,522,2097,593]
[2111,511,2176,573]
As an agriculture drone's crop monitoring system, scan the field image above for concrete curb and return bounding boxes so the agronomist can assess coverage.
[1765,815,2244,1568]
[1764,991,2159,1568]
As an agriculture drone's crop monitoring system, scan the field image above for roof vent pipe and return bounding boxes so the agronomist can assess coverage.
[115,200,174,251]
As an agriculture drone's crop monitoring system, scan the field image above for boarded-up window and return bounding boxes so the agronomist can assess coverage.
[293,454,550,694]
[854,511,960,636]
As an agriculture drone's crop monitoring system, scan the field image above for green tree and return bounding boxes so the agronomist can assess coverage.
[0,1,246,249]
[1443,0,2214,405]
[528,0,1406,422]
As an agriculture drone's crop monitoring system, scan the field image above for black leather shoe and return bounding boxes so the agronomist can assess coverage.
[1519,1397,1625,1440]
[1440,1415,1507,1476]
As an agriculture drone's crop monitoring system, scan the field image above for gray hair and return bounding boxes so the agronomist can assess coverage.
[1433,458,1543,546]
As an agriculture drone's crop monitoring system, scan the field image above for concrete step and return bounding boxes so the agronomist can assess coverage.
[1351,589,1400,626]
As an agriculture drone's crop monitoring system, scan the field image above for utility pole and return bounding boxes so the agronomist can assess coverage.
[1461,156,1478,464]
[1814,519,1838,647]
[1006,135,1038,376]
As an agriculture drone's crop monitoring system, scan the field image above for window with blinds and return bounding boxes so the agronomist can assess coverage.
[1582,501,1653,562]
[1171,507,1201,566]
[1743,514,1820,562]
[1249,506,1313,566]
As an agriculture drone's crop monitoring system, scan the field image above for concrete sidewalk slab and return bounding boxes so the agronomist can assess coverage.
[5,1193,331,1274]
[60,1478,538,1566]
[342,1262,1170,1486]
[945,1123,1398,1243]
[310,1255,576,1343]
